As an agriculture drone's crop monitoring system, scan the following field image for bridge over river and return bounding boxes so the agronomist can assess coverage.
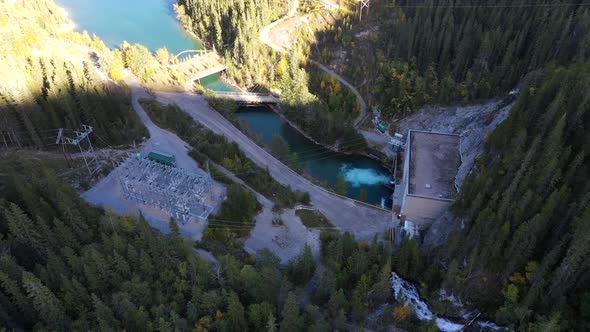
[172,50,277,104]
[211,91,279,104]
[186,65,227,83]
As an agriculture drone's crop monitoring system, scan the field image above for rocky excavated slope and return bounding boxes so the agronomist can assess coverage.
[397,95,514,190]
[395,94,515,247]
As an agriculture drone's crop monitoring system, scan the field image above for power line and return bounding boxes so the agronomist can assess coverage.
[387,2,588,9]
[213,142,389,179]
[60,125,100,175]
[228,139,369,170]
[284,140,367,162]
[212,134,380,178]
[203,220,335,230]
[280,135,366,157]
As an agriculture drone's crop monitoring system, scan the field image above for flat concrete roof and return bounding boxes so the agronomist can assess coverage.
[408,130,461,200]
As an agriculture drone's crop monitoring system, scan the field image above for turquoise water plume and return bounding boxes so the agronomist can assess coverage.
[340,165,390,187]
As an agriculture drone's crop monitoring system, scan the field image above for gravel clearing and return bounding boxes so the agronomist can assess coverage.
[82,75,224,241]
[397,96,514,189]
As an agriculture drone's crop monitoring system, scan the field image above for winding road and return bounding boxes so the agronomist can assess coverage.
[259,0,300,52]
[259,0,368,128]
[309,60,368,127]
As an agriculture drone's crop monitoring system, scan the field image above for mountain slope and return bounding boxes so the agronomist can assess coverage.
[435,63,589,330]
[0,0,146,149]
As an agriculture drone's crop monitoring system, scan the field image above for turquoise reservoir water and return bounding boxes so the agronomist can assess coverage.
[56,0,233,90]
[199,73,236,92]
[236,107,393,207]
[57,0,200,54]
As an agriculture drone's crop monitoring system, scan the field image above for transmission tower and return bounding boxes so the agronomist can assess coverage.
[0,117,22,149]
[359,0,370,22]
[57,125,99,175]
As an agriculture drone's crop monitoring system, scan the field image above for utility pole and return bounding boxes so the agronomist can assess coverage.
[359,0,370,22]
[60,125,99,175]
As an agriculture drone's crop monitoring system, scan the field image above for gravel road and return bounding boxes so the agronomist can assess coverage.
[155,91,393,240]
[259,0,368,128]
[309,60,368,128]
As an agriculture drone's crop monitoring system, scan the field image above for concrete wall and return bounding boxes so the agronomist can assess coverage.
[402,195,450,229]
[399,130,412,211]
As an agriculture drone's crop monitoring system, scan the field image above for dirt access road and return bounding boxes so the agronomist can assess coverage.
[259,0,368,128]
[309,59,368,127]
[212,162,321,262]
[155,91,393,240]
[84,75,321,260]
[82,75,219,241]
[259,0,300,52]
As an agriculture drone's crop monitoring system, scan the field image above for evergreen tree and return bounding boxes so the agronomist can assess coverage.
[22,271,69,330]
[225,292,247,332]
[280,292,300,332]
[335,175,347,196]
[430,63,590,330]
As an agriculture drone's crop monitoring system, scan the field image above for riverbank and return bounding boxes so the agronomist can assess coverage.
[154,90,393,229]
[173,4,206,48]
[231,105,394,207]
[270,104,394,171]
[391,273,505,332]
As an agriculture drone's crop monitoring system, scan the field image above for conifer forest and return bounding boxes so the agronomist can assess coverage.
[0,0,588,331]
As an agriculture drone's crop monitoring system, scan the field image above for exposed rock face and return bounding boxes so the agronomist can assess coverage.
[396,95,515,247]
[397,96,513,190]
[422,210,461,249]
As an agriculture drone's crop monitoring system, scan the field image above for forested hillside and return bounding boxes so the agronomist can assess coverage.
[175,0,287,87]
[0,159,403,331]
[411,63,590,330]
[0,0,146,148]
[317,0,590,118]
[176,0,367,148]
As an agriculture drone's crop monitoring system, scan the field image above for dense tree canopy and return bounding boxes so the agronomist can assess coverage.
[317,0,590,118]
[3,1,589,331]
[176,0,367,148]
[427,63,590,331]
[0,159,400,330]
[176,0,286,87]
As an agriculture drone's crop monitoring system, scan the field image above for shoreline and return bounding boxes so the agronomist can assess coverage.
[174,5,247,94]
[173,1,392,173]
[173,4,211,50]
[205,99,391,209]
[269,105,393,171]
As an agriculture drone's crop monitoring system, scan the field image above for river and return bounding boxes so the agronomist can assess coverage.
[392,273,505,332]
[57,0,393,207]
[236,107,393,206]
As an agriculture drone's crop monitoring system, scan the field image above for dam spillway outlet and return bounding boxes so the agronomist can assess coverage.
[340,165,390,187]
